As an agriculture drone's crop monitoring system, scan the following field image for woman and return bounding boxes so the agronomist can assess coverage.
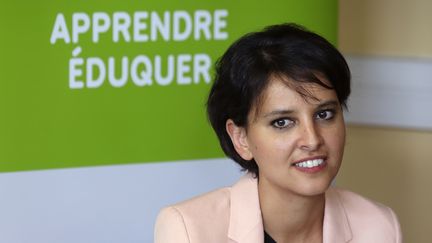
[154,23,402,243]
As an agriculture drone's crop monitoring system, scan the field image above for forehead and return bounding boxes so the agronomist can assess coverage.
[251,78,338,117]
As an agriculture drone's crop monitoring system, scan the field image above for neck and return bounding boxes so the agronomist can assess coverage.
[258,178,325,243]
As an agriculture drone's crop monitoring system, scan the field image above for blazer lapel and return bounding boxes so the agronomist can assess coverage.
[227,176,352,243]
[323,187,353,243]
[228,174,264,243]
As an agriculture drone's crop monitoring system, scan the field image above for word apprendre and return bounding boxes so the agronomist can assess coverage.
[50,10,229,89]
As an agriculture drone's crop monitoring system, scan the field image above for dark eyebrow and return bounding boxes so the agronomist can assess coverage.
[316,100,339,109]
[262,100,340,118]
[262,109,295,118]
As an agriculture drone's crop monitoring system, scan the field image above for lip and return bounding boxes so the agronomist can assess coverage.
[291,156,328,174]
[291,156,327,165]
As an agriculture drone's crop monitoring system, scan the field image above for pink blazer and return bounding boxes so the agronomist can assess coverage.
[154,174,402,243]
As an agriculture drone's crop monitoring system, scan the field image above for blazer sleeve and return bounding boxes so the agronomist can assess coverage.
[388,207,403,243]
[154,206,190,243]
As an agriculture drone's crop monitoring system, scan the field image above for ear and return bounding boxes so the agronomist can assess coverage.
[226,119,253,160]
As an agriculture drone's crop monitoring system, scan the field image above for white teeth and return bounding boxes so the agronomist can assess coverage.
[295,159,324,168]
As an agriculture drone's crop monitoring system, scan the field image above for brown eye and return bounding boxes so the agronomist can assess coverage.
[272,118,294,129]
[315,110,334,120]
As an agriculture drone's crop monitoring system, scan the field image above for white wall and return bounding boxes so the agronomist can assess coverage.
[0,159,243,243]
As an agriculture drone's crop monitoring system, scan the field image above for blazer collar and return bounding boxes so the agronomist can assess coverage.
[227,174,352,243]
[228,173,264,243]
[323,188,353,243]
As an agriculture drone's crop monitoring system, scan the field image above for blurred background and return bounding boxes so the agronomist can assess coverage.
[338,1,432,242]
[1,0,431,242]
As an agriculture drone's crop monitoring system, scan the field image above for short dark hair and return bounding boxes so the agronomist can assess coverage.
[206,23,351,176]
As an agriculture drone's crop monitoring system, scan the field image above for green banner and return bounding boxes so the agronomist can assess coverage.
[0,0,337,172]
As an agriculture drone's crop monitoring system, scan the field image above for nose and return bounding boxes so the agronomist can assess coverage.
[298,121,323,151]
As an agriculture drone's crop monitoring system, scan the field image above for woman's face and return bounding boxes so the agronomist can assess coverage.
[230,78,346,197]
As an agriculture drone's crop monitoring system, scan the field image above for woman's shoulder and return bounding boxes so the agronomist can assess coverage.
[328,187,396,217]
[165,186,232,215]
[154,186,233,242]
[327,187,402,242]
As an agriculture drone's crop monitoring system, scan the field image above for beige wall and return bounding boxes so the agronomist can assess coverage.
[338,126,432,243]
[339,0,432,58]
[339,1,432,242]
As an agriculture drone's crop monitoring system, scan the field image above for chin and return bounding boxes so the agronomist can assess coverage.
[294,179,333,197]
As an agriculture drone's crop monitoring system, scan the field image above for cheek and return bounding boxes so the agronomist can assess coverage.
[274,136,296,153]
[326,125,346,153]
[249,135,286,160]
[256,136,296,161]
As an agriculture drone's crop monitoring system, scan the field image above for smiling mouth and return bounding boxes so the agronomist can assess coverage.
[293,158,324,168]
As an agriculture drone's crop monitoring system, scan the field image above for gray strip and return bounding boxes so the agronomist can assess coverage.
[344,55,432,130]
[0,159,242,243]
